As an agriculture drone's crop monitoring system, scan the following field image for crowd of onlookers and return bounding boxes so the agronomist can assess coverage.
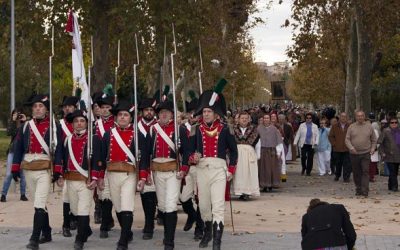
[224,105,400,198]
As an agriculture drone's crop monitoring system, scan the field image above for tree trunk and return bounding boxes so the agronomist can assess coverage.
[345,14,357,119]
[354,2,372,114]
[91,1,111,92]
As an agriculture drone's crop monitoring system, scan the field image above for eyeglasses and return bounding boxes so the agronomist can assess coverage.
[390,121,398,124]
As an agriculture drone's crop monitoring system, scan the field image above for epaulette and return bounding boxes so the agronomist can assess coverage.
[190,123,199,137]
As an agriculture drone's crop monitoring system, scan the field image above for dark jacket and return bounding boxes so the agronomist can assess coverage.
[328,123,350,152]
[301,204,356,250]
[378,127,400,163]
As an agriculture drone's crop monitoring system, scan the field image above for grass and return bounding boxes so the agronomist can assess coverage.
[0,130,9,161]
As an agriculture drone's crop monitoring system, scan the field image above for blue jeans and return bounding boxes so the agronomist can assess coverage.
[1,153,26,196]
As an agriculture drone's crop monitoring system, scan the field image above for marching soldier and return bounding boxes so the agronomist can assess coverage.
[94,95,116,236]
[137,97,158,240]
[189,80,238,250]
[150,100,190,250]
[179,98,204,240]
[11,94,63,250]
[53,110,101,250]
[100,100,151,250]
[59,96,79,237]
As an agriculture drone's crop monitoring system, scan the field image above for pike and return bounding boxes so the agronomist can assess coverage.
[114,39,121,104]
[49,26,56,191]
[198,40,204,94]
[133,34,140,166]
[87,36,94,183]
[170,24,180,171]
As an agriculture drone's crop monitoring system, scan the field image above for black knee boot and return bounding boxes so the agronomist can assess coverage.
[141,192,156,240]
[63,202,72,237]
[194,207,204,241]
[39,209,52,244]
[74,216,91,250]
[181,199,196,231]
[94,199,102,224]
[100,199,113,238]
[117,211,133,250]
[70,213,78,230]
[199,221,212,248]
[212,221,224,250]
[26,208,46,250]
[163,211,177,250]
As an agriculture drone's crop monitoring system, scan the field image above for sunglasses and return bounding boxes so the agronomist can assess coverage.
[390,121,398,124]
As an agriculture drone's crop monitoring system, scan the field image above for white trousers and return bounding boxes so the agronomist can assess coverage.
[196,157,227,224]
[62,183,69,203]
[66,180,93,216]
[180,167,197,202]
[108,172,137,212]
[317,150,331,175]
[24,169,50,209]
[98,171,111,200]
[154,171,180,213]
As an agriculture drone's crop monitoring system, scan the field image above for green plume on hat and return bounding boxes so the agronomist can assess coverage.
[162,85,170,96]
[213,78,227,94]
[74,87,82,99]
[102,83,114,97]
[188,90,196,101]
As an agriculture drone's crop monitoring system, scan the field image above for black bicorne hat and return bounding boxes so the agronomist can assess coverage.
[96,96,114,107]
[139,98,157,110]
[156,100,174,113]
[60,96,79,107]
[194,90,226,118]
[185,98,198,113]
[110,100,135,116]
[24,94,50,110]
[66,109,88,123]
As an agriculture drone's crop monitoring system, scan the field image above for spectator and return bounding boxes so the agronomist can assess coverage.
[301,198,356,250]
[317,118,331,176]
[1,109,28,202]
[328,112,351,182]
[294,113,319,176]
[277,114,294,160]
[257,114,283,192]
[370,119,380,182]
[345,110,377,197]
[232,112,260,200]
[378,117,400,191]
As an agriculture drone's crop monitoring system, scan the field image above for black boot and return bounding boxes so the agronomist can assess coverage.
[199,221,212,248]
[194,207,204,241]
[70,213,78,230]
[212,222,224,250]
[39,209,52,244]
[100,199,113,238]
[181,199,196,231]
[163,211,177,250]
[94,199,102,224]
[74,216,91,249]
[117,211,133,250]
[63,202,72,237]
[157,208,164,226]
[141,192,156,240]
[26,208,46,250]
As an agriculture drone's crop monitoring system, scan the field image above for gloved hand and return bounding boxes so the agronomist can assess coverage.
[12,171,20,182]
[52,172,62,183]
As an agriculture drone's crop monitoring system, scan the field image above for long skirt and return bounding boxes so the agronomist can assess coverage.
[259,147,280,188]
[233,144,260,196]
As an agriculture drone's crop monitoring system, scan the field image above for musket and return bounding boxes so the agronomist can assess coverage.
[87,36,94,183]
[114,39,120,104]
[49,26,55,191]
[198,40,204,94]
[133,34,140,167]
[170,24,180,171]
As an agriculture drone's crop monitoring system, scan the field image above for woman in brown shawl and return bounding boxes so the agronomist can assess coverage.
[257,114,283,192]
[232,112,260,200]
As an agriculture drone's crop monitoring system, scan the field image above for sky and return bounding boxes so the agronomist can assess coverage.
[249,0,293,65]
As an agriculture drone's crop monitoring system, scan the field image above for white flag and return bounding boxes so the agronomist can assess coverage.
[66,10,90,111]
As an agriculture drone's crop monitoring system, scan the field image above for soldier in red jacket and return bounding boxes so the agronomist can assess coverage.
[53,110,101,250]
[11,94,63,250]
[189,80,238,250]
[59,96,79,237]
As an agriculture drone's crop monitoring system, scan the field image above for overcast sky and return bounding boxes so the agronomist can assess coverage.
[249,0,293,65]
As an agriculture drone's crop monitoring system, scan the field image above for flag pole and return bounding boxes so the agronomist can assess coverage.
[10,0,15,112]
